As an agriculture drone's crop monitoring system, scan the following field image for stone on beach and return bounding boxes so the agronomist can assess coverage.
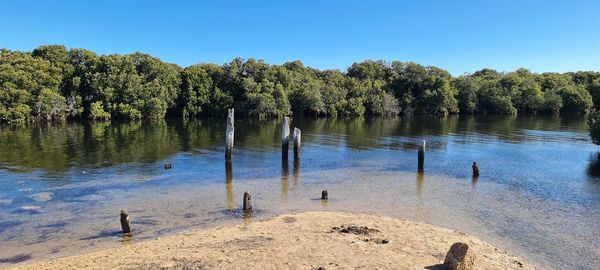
[443,242,476,270]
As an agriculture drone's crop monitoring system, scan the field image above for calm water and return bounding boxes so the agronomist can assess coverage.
[0,116,599,269]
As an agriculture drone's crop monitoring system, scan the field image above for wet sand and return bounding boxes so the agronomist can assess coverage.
[9,211,533,270]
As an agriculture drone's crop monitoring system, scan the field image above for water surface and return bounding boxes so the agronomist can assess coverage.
[0,116,599,269]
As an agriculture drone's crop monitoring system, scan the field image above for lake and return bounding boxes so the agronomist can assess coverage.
[0,116,599,269]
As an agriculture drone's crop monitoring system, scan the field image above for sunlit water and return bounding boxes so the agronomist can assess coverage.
[0,116,599,269]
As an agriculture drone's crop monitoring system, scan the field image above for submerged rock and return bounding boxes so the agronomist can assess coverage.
[29,192,53,202]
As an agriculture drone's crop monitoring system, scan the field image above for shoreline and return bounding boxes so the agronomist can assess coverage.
[7,211,534,270]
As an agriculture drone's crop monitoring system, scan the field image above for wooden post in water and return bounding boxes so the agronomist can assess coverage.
[293,157,300,178]
[225,108,234,162]
[120,210,131,234]
[293,127,301,159]
[243,191,253,212]
[472,161,479,177]
[225,161,234,211]
[418,140,425,172]
[164,163,172,169]
[282,117,290,160]
[321,190,328,200]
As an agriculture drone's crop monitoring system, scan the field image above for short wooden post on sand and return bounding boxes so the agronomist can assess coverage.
[120,210,131,234]
[472,161,479,177]
[243,191,253,212]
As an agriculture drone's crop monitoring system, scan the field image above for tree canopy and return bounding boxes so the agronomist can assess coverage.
[1,45,600,123]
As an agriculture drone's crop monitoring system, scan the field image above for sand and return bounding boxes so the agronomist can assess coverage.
[9,211,534,270]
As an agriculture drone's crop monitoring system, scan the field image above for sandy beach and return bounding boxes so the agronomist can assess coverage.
[9,211,533,270]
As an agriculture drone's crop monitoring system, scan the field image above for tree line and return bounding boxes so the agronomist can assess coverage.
[1,44,600,123]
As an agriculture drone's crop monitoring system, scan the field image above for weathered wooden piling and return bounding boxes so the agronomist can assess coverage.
[293,127,301,159]
[164,163,172,169]
[282,117,290,160]
[472,161,479,177]
[321,190,328,200]
[120,210,131,234]
[225,108,234,162]
[418,140,425,172]
[243,191,253,212]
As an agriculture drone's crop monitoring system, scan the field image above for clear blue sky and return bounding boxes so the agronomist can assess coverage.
[1,0,599,75]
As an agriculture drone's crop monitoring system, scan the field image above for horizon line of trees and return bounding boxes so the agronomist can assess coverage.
[2,44,600,123]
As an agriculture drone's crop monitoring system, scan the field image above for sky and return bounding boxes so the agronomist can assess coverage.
[1,0,599,75]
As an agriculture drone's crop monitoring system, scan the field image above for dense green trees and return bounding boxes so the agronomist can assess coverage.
[587,110,600,145]
[1,45,600,123]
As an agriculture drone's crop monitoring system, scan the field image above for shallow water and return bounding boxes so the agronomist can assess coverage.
[0,116,599,269]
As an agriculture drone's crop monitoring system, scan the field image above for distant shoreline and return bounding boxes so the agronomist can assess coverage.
[8,211,534,270]
[2,45,598,124]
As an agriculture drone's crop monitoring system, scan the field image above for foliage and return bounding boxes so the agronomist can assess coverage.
[587,110,600,145]
[89,101,110,121]
[1,44,600,123]
[556,85,592,114]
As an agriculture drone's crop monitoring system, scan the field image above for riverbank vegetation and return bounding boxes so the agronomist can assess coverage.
[1,45,599,123]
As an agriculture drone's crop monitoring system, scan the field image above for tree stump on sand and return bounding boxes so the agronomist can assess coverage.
[443,242,476,270]
[243,191,253,212]
[472,161,479,177]
[418,140,425,172]
[225,108,235,162]
[321,190,328,200]
[120,210,131,234]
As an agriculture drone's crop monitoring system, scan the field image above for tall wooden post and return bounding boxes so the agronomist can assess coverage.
[418,140,425,172]
[282,117,290,160]
[120,210,131,234]
[293,127,301,159]
[243,191,253,212]
[225,108,234,162]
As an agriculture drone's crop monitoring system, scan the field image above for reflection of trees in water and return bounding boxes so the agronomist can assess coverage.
[0,116,588,173]
[586,152,600,179]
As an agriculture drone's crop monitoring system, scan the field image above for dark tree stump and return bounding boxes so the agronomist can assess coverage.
[164,163,172,169]
[243,191,253,212]
[120,210,131,234]
[321,190,328,200]
[472,161,479,177]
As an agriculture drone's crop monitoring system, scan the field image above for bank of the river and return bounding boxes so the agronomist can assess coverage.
[8,211,532,270]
